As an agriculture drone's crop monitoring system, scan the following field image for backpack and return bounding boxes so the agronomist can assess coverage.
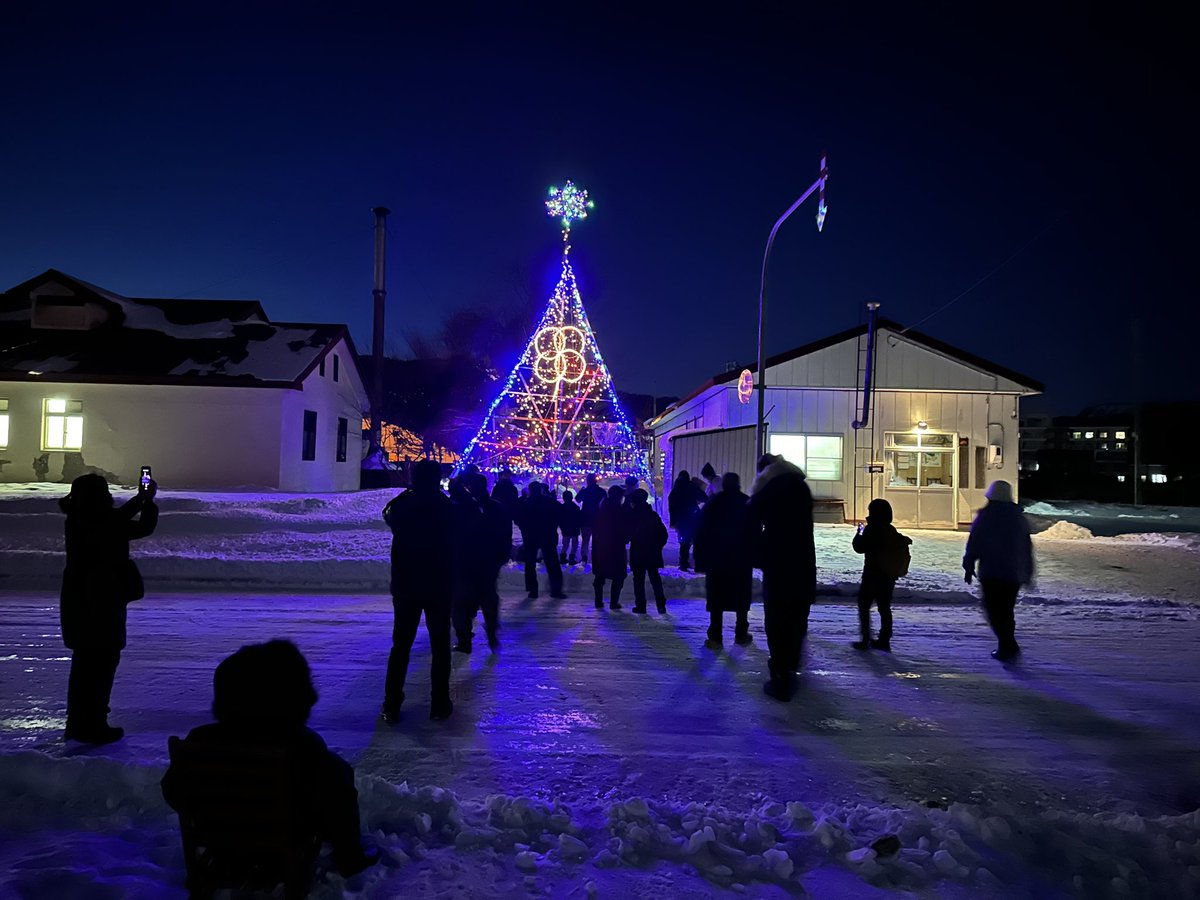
[880,529,912,579]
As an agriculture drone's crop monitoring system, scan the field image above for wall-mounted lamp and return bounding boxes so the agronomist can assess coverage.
[916,420,928,431]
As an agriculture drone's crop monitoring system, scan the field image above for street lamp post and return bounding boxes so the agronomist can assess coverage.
[756,156,828,461]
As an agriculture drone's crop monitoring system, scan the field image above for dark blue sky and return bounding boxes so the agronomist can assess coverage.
[1,2,1192,412]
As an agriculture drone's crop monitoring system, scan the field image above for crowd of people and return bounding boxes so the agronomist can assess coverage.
[49,460,1035,889]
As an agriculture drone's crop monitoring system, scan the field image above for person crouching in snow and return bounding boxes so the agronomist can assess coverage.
[59,472,158,744]
[851,498,911,651]
[962,480,1034,662]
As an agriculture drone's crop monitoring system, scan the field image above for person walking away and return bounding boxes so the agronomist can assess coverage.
[59,472,159,744]
[700,462,722,499]
[591,485,630,610]
[448,477,484,654]
[668,470,706,570]
[491,468,519,514]
[750,453,816,701]
[576,474,605,565]
[627,489,669,614]
[162,640,379,877]
[460,472,512,651]
[694,472,755,647]
[515,482,565,600]
[963,480,1034,661]
[850,498,911,651]
[382,459,457,721]
[559,489,582,565]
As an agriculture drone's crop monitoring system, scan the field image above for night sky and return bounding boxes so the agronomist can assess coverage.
[1,3,1192,413]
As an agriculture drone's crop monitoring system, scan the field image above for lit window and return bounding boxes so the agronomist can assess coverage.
[1084,431,1094,439]
[1098,443,1108,451]
[1099,432,1108,439]
[1117,475,1126,483]
[302,410,317,461]
[43,398,83,450]
[1115,431,1126,439]
[1115,442,1126,450]
[1151,473,1167,484]
[768,433,843,481]
[0,399,8,448]
[1072,431,1082,439]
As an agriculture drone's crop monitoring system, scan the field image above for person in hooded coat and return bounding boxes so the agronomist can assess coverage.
[590,485,630,610]
[59,472,159,744]
[851,498,911,651]
[558,489,582,565]
[162,640,379,879]
[963,480,1034,661]
[448,476,484,654]
[627,489,669,614]
[382,459,457,721]
[694,472,756,646]
[750,454,816,701]
[668,470,706,571]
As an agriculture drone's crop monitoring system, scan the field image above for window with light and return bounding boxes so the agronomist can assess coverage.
[768,434,843,480]
[0,399,9,448]
[43,398,83,450]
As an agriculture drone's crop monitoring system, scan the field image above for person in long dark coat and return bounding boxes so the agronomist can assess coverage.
[162,640,378,877]
[449,477,484,653]
[851,498,911,651]
[694,472,755,647]
[750,454,816,701]
[514,482,565,599]
[963,480,1034,661]
[558,489,582,565]
[627,489,669,614]
[668,470,706,571]
[491,468,519,513]
[576,474,606,565]
[590,485,630,610]
[457,472,512,652]
[59,472,159,744]
[382,459,457,721]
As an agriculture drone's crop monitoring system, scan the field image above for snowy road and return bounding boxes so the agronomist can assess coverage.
[3,588,1200,898]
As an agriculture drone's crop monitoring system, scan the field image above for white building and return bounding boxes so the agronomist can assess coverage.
[648,316,1043,529]
[0,270,368,491]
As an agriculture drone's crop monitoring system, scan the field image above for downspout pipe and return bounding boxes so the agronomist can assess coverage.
[852,301,880,430]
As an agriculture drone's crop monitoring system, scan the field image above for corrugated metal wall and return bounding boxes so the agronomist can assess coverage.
[670,425,757,492]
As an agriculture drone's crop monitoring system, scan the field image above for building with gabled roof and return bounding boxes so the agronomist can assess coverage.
[0,270,368,491]
[647,314,1043,529]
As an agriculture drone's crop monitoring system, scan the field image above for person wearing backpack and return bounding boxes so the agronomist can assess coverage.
[850,498,911,652]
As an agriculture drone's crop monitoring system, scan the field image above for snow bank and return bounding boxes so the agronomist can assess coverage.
[1035,520,1096,541]
[3,750,1198,898]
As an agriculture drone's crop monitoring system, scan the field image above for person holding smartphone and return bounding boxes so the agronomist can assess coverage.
[58,469,158,743]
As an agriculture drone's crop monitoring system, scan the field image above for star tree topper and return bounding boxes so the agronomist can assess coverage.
[546,181,594,239]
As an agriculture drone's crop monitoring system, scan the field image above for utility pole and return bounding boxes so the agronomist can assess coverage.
[756,155,828,461]
[371,206,390,453]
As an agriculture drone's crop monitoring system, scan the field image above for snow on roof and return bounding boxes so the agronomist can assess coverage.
[0,269,353,388]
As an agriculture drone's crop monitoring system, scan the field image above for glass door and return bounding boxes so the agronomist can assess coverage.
[882,431,957,527]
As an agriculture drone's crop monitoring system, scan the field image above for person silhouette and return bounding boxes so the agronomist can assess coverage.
[695,472,755,647]
[162,639,378,877]
[963,480,1034,661]
[382,459,457,721]
[59,472,158,744]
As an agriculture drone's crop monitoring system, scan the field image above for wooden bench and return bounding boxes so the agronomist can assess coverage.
[813,499,846,524]
[167,735,320,899]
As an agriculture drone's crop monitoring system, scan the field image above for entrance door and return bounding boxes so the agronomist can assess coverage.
[882,431,957,528]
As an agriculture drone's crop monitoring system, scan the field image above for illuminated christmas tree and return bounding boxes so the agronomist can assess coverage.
[456,181,650,484]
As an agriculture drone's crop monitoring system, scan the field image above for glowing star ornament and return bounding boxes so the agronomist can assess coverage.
[545,181,594,238]
[456,182,649,486]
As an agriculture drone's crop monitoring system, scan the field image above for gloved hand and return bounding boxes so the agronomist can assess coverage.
[963,568,974,585]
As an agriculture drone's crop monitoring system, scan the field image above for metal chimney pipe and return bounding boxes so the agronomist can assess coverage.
[852,301,881,430]
[371,206,390,451]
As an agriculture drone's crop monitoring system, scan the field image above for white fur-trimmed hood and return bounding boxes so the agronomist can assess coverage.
[751,457,806,495]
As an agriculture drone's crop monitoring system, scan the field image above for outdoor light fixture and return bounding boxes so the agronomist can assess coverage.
[916,420,928,431]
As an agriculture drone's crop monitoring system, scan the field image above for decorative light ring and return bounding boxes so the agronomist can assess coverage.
[534,325,587,384]
[737,368,754,404]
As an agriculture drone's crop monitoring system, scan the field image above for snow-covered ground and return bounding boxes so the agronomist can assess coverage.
[1,485,1199,898]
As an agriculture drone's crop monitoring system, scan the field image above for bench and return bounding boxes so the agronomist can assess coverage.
[166,735,320,899]
[813,499,846,524]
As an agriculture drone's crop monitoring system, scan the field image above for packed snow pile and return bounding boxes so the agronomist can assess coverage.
[1035,520,1096,541]
[2,750,1199,899]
